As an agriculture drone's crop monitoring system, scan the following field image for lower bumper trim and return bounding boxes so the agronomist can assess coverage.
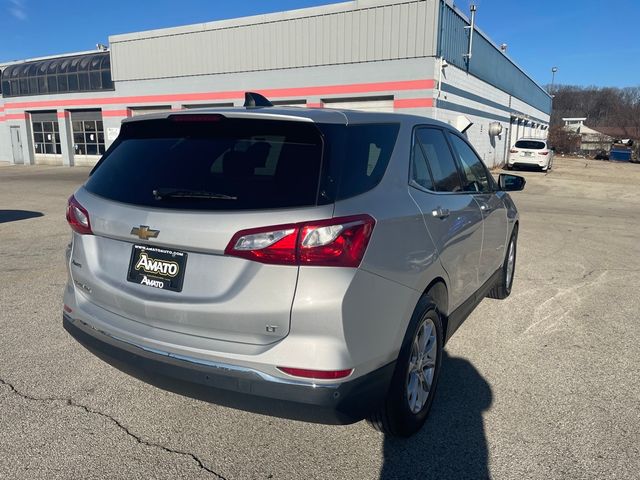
[63,314,395,424]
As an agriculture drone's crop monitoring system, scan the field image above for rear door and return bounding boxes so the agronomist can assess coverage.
[70,115,333,346]
[447,132,508,284]
[10,127,24,165]
[408,127,483,311]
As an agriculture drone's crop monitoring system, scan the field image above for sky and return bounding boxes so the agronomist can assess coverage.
[1,0,638,88]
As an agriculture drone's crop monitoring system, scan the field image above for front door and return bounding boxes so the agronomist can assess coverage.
[409,127,484,311]
[446,132,509,284]
[10,127,24,165]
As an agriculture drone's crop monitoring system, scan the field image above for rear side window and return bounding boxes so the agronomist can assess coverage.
[86,117,324,211]
[330,123,400,200]
[415,128,463,192]
[411,140,435,190]
[515,140,545,150]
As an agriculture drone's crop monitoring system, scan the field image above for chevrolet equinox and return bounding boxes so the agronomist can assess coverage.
[63,93,525,437]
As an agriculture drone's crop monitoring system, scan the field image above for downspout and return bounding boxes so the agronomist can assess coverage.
[434,0,445,121]
[435,57,448,121]
[463,4,477,69]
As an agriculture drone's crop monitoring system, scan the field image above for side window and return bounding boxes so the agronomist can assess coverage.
[335,123,400,200]
[411,136,435,190]
[448,134,492,193]
[415,128,463,193]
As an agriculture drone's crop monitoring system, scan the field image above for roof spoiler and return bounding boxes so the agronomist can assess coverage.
[244,92,273,108]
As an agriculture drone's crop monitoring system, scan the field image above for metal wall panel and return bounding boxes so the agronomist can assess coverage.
[437,1,552,114]
[110,1,438,82]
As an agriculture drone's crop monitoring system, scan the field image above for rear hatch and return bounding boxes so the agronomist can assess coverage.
[513,139,547,158]
[69,114,334,345]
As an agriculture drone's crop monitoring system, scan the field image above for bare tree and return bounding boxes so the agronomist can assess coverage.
[548,125,580,154]
[550,85,640,134]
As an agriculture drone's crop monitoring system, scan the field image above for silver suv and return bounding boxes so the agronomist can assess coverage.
[63,94,525,437]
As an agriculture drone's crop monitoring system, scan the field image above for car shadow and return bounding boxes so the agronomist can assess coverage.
[0,210,44,224]
[379,352,493,480]
[508,165,544,173]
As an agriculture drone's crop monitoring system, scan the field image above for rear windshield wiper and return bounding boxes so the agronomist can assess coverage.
[152,188,238,201]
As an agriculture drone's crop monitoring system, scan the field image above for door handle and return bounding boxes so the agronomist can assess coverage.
[479,203,493,213]
[431,207,450,219]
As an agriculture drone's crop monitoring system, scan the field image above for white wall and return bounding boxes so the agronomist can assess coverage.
[433,63,550,168]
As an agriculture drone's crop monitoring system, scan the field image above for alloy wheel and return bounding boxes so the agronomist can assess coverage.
[406,317,438,414]
[506,239,515,289]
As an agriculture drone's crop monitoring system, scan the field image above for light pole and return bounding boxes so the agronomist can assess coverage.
[551,66,558,94]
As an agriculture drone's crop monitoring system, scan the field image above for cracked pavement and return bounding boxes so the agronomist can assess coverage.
[0,378,223,479]
[1,157,639,479]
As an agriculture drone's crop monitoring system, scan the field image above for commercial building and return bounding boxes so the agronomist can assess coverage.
[0,0,551,168]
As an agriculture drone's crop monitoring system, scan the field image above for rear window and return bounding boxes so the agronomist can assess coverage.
[86,117,324,211]
[515,140,546,150]
[87,116,399,210]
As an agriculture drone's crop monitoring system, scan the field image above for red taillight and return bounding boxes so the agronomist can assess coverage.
[225,223,299,265]
[277,367,354,380]
[299,217,375,267]
[66,195,92,235]
[224,214,375,267]
[538,151,549,155]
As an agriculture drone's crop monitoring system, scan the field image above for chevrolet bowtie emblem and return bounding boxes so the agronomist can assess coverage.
[131,225,160,240]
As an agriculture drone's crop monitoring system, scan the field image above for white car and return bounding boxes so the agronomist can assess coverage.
[507,138,554,171]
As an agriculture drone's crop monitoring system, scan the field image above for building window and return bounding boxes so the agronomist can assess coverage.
[1,52,112,98]
[73,119,105,155]
[31,114,62,155]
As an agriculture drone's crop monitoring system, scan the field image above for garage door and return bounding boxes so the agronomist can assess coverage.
[271,100,306,107]
[183,103,234,109]
[129,106,172,116]
[322,98,394,112]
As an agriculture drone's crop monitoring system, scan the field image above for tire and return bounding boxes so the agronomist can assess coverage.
[367,297,443,437]
[488,226,518,299]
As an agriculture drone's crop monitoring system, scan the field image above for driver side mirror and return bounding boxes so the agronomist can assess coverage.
[498,173,526,191]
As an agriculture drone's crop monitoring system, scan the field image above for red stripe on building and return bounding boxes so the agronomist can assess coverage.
[5,113,27,120]
[4,79,435,110]
[257,79,434,98]
[393,98,434,109]
[102,109,130,117]
[306,102,324,108]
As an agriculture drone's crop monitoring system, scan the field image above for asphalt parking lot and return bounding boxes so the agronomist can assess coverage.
[1,157,639,480]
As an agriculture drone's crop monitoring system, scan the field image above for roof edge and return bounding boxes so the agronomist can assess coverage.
[442,0,552,102]
[108,0,413,43]
[0,49,108,68]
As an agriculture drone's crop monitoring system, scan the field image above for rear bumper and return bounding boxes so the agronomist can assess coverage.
[508,156,549,167]
[63,313,395,424]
